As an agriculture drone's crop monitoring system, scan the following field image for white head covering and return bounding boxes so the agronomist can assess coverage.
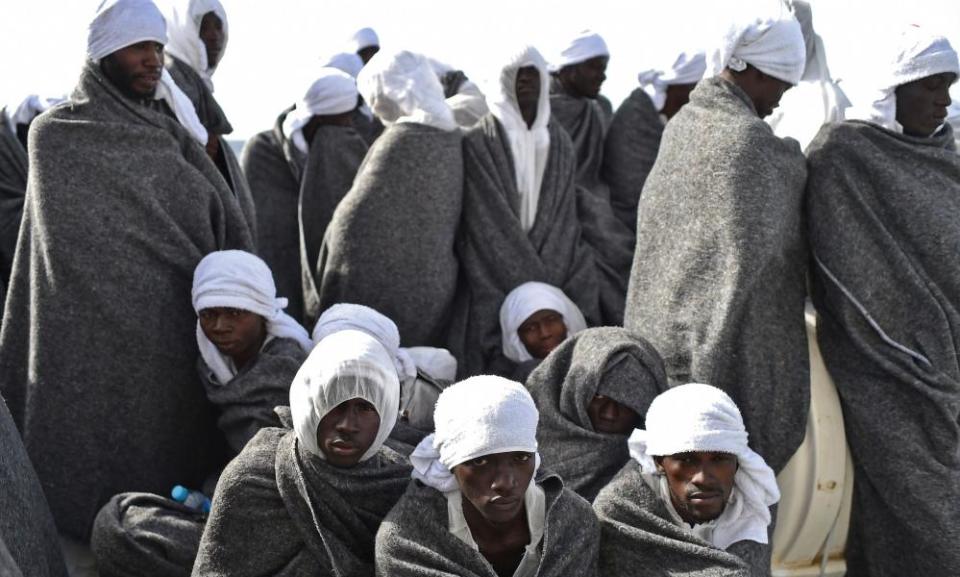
[487,46,551,232]
[628,383,780,550]
[411,376,540,492]
[2,95,66,135]
[322,51,365,78]
[281,68,358,154]
[638,51,707,112]
[550,30,609,72]
[357,50,458,131]
[847,26,959,134]
[350,27,380,52]
[163,0,228,91]
[713,16,806,85]
[290,330,400,461]
[192,250,313,384]
[87,0,209,145]
[499,281,588,363]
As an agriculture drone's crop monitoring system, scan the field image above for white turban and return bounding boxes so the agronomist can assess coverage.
[713,16,806,85]
[290,330,400,461]
[499,281,588,363]
[550,30,609,72]
[2,95,66,135]
[357,50,458,131]
[350,27,380,52]
[87,0,209,145]
[411,376,540,492]
[282,68,358,153]
[322,51,365,78]
[163,0,229,91]
[311,303,417,383]
[638,51,707,112]
[192,250,313,384]
[628,383,780,550]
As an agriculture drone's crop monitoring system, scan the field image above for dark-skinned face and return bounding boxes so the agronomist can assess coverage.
[198,307,266,370]
[656,451,738,525]
[661,82,697,119]
[453,451,536,525]
[100,41,164,99]
[515,66,541,128]
[587,395,639,434]
[557,55,608,99]
[751,72,792,119]
[896,72,956,137]
[518,309,568,360]
[316,398,381,467]
[357,45,380,65]
[199,12,225,68]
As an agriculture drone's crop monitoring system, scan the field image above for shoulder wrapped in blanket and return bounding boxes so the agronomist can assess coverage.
[0,117,27,300]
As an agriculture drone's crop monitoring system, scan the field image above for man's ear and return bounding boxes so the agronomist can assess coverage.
[653,455,664,472]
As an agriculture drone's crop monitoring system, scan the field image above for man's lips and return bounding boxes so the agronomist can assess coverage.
[688,491,722,504]
[488,495,522,509]
[329,439,358,454]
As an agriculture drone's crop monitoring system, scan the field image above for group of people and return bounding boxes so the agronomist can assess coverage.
[0,0,957,575]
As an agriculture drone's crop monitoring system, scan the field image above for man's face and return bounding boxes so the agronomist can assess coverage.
[198,307,266,366]
[587,394,639,434]
[751,72,792,119]
[517,309,567,360]
[559,56,608,99]
[657,451,738,525]
[316,398,381,467]
[661,83,697,119]
[357,45,380,65]
[453,451,535,525]
[101,41,164,99]
[896,72,956,137]
[199,12,225,69]
[515,65,541,128]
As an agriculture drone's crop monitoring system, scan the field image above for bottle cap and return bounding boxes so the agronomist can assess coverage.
[171,485,188,502]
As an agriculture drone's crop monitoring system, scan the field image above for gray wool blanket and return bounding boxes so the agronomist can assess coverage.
[449,114,600,376]
[198,336,307,454]
[0,396,68,577]
[594,461,769,577]
[602,88,664,233]
[806,120,960,576]
[375,472,599,577]
[0,61,253,541]
[525,327,668,502]
[0,118,26,307]
[352,108,385,146]
[193,426,412,576]
[624,76,809,473]
[299,124,369,325]
[317,123,462,347]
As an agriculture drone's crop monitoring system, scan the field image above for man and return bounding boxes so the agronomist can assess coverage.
[595,384,780,577]
[624,15,808,474]
[350,27,380,64]
[0,0,252,550]
[323,51,384,144]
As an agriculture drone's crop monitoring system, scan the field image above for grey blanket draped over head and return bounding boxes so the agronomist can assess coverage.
[193,425,412,576]
[317,123,462,347]
[593,461,769,577]
[624,76,809,473]
[602,88,664,233]
[806,120,960,576]
[449,114,600,376]
[375,472,599,577]
[0,61,254,541]
[525,327,668,502]
[0,117,26,307]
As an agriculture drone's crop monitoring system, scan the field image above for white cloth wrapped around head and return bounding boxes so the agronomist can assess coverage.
[411,376,540,492]
[357,49,457,131]
[3,95,66,134]
[282,68,358,153]
[163,0,229,90]
[322,51,365,78]
[712,16,806,85]
[350,27,380,52]
[499,281,588,363]
[637,51,707,112]
[628,383,780,549]
[550,30,609,72]
[290,330,400,461]
[191,250,313,384]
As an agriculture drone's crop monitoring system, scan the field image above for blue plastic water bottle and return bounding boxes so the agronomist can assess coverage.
[171,485,212,513]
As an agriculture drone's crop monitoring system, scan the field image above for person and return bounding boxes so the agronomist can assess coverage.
[322,51,384,144]
[241,68,366,322]
[594,384,779,577]
[192,250,312,453]
[450,45,599,376]
[316,50,462,348]
[350,27,380,64]
[624,15,808,474]
[193,329,411,575]
[525,327,668,502]
[429,57,490,128]
[603,51,706,232]
[0,0,253,549]
[377,375,600,576]
[805,26,960,577]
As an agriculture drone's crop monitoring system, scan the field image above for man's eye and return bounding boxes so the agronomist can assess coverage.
[468,457,488,467]
[514,453,531,462]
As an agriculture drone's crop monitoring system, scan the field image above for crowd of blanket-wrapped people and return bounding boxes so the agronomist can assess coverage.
[0,0,956,575]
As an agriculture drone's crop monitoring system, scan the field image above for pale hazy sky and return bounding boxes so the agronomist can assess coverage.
[1,0,958,140]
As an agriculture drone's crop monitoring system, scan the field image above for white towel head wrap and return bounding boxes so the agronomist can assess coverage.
[2,95,66,135]
[357,49,458,131]
[628,383,780,549]
[163,0,229,91]
[411,376,540,492]
[499,281,588,363]
[638,51,707,112]
[713,16,806,85]
[290,330,400,461]
[282,68,358,154]
[350,27,380,52]
[192,250,313,384]
[550,30,610,72]
[322,51,365,78]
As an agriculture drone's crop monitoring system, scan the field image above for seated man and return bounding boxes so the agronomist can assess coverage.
[594,384,779,577]
[377,375,599,576]
[526,327,668,502]
[193,330,411,575]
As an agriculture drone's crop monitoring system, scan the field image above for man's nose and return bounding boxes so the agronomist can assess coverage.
[600,400,618,421]
[490,464,516,493]
[335,408,360,433]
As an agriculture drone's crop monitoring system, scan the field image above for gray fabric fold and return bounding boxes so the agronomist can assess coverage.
[0,115,26,308]
[624,76,809,473]
[0,61,253,541]
[526,327,668,502]
[317,123,462,347]
[594,461,769,577]
[806,120,960,577]
[352,108,385,146]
